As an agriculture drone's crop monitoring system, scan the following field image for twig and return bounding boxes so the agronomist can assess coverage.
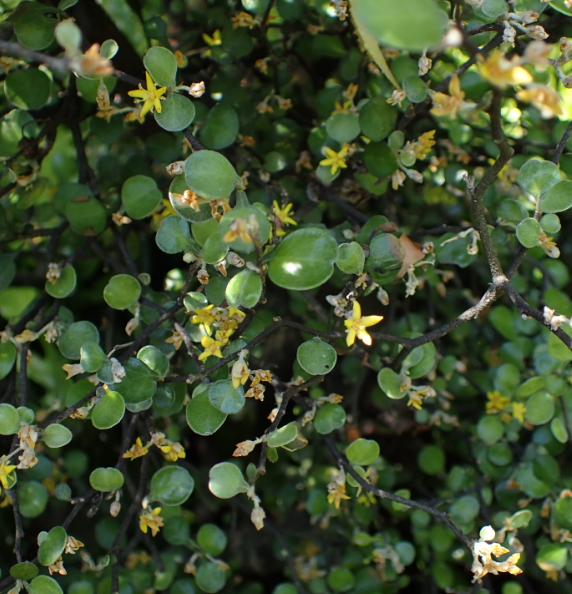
[10,487,24,562]
[0,40,70,72]
[324,436,473,551]
[552,119,572,164]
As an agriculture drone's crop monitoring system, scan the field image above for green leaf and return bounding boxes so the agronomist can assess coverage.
[516,217,541,248]
[325,112,361,144]
[186,388,228,435]
[203,233,229,264]
[541,212,561,234]
[506,509,533,529]
[10,3,57,50]
[449,495,479,524]
[314,403,346,434]
[45,265,77,299]
[196,562,226,594]
[267,422,298,448]
[377,367,407,399]
[365,233,405,271]
[516,462,551,498]
[65,195,107,235]
[80,342,107,373]
[43,424,72,448]
[346,438,380,465]
[150,466,195,505]
[551,416,568,443]
[517,158,560,198]
[267,227,338,290]
[417,445,445,475]
[403,75,427,103]
[336,242,365,275]
[89,467,125,492]
[297,338,337,375]
[144,46,178,87]
[5,69,51,110]
[477,415,504,444]
[29,575,64,594]
[184,150,239,200]
[498,199,528,224]
[121,175,162,219]
[0,254,16,291]
[358,98,397,142]
[539,180,572,213]
[0,403,20,435]
[59,321,100,360]
[137,345,169,377]
[10,561,39,581]
[0,342,17,381]
[208,462,249,498]
[156,215,195,254]
[18,481,48,518]
[225,270,262,308]
[111,357,157,405]
[536,543,568,572]
[353,0,446,51]
[208,380,245,414]
[192,217,219,247]
[200,104,240,150]
[38,526,67,566]
[525,391,555,425]
[100,39,119,59]
[92,391,125,430]
[103,274,141,310]
[327,567,355,592]
[363,142,398,178]
[197,524,227,556]
[155,93,196,132]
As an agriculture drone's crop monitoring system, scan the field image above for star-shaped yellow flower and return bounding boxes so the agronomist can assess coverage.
[272,200,297,236]
[127,72,167,118]
[344,301,383,347]
[139,507,164,537]
[0,459,17,490]
[199,336,224,360]
[320,145,349,175]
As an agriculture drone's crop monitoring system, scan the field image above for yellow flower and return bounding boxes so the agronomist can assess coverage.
[327,469,351,509]
[123,437,149,460]
[320,145,349,175]
[486,391,511,414]
[331,99,353,115]
[250,369,273,386]
[159,442,186,462]
[272,201,297,236]
[0,459,17,490]
[127,72,167,118]
[431,75,465,118]
[344,301,383,347]
[191,304,217,335]
[165,329,185,350]
[512,402,527,424]
[199,336,224,360]
[404,130,436,161]
[202,29,222,46]
[231,356,250,389]
[222,217,256,243]
[139,507,164,537]
[231,11,257,28]
[479,52,533,89]
[516,84,564,119]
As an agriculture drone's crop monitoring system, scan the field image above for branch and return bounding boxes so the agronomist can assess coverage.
[0,40,70,72]
[552,119,572,164]
[324,436,473,551]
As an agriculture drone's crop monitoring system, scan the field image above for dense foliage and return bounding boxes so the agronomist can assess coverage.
[5,0,572,593]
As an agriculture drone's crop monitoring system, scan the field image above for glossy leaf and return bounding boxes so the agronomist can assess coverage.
[150,466,195,505]
[89,467,125,492]
[38,526,67,566]
[296,338,337,375]
[184,150,239,200]
[144,46,178,87]
[121,175,162,219]
[208,462,249,498]
[45,265,76,299]
[103,274,141,310]
[267,227,338,290]
[92,391,125,430]
[225,270,262,308]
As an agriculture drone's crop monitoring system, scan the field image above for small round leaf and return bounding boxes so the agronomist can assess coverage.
[195,562,226,594]
[89,467,125,492]
[144,46,178,88]
[121,175,162,220]
[208,462,249,499]
[45,265,77,299]
[42,424,72,448]
[197,524,227,556]
[186,389,228,436]
[150,466,195,505]
[38,526,67,566]
[184,150,239,201]
[200,104,239,150]
[92,391,125,430]
[208,380,245,414]
[346,438,380,466]
[297,338,337,375]
[516,217,541,248]
[59,321,100,360]
[225,270,262,309]
[29,576,63,594]
[155,93,196,132]
[314,403,346,434]
[0,403,21,435]
[103,274,141,310]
